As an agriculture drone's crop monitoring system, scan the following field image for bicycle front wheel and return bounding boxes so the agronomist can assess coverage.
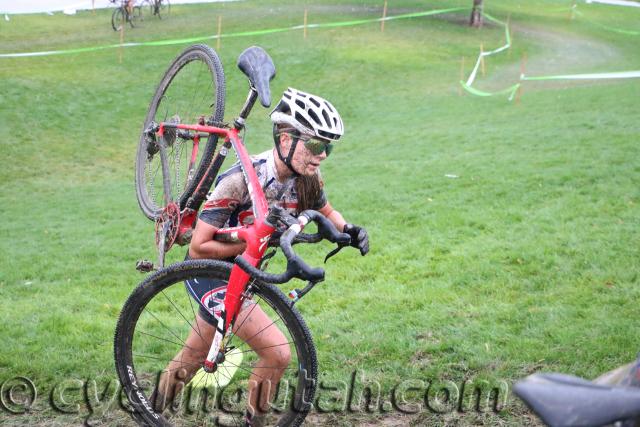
[111,7,124,31]
[135,44,225,220]
[114,260,318,426]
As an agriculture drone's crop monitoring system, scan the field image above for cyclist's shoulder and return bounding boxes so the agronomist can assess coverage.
[251,150,271,168]
[216,150,271,183]
[214,168,245,196]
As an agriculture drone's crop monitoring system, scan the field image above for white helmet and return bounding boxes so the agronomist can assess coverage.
[270,88,344,142]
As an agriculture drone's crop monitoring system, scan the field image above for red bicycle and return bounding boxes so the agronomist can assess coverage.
[114,45,351,426]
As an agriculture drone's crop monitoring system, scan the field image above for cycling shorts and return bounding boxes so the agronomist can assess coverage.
[185,276,255,326]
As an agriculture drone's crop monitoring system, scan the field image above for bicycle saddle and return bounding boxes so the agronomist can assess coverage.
[515,373,640,426]
[237,46,276,108]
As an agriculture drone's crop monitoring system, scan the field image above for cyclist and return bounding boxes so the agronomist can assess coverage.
[152,88,369,426]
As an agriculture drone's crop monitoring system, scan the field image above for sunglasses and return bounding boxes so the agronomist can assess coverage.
[294,134,334,156]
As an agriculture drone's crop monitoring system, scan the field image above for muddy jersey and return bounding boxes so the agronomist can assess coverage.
[199,149,327,228]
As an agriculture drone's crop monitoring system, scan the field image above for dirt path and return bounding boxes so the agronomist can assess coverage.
[475,23,625,91]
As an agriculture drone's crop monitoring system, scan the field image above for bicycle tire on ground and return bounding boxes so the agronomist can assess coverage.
[131,6,142,27]
[114,259,318,426]
[111,6,140,31]
[111,7,124,31]
[155,0,170,19]
[135,44,225,220]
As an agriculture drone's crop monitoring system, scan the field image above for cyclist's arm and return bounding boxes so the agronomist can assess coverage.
[189,171,247,259]
[318,202,347,232]
[189,220,246,259]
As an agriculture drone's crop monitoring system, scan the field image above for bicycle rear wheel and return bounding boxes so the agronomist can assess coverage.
[136,44,225,220]
[157,0,170,19]
[130,6,142,27]
[114,260,318,426]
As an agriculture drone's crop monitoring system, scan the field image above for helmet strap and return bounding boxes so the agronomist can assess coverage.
[274,131,300,176]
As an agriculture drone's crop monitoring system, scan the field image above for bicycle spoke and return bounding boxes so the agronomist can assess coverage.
[133,353,202,370]
[233,341,295,356]
[138,330,197,351]
[221,359,267,382]
[242,316,285,347]
[185,287,205,347]
[160,289,206,344]
[143,308,189,349]
[228,295,260,341]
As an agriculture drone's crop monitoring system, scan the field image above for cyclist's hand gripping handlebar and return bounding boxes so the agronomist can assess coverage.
[234,210,351,284]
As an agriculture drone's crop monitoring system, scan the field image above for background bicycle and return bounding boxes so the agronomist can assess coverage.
[110,0,142,31]
[147,0,170,19]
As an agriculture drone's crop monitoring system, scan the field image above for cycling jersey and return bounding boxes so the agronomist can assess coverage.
[199,149,327,228]
[188,149,327,326]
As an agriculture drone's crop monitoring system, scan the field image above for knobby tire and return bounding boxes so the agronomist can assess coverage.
[135,44,225,220]
[114,260,318,426]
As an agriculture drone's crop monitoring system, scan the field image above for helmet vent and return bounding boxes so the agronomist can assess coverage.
[318,130,338,140]
[321,109,330,126]
[308,109,321,125]
[309,97,321,108]
[324,101,334,113]
[294,112,312,130]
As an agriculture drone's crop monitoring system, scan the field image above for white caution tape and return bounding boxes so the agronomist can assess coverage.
[521,70,640,80]
[586,0,640,7]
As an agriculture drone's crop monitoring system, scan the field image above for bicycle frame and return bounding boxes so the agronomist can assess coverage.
[156,119,277,370]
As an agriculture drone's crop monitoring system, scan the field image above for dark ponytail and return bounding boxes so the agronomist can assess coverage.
[273,124,324,212]
[296,173,324,213]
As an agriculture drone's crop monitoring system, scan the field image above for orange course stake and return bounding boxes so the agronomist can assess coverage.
[304,9,308,39]
[381,0,387,32]
[119,9,125,63]
[480,43,486,77]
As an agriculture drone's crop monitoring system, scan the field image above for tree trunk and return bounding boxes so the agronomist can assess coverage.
[470,0,484,27]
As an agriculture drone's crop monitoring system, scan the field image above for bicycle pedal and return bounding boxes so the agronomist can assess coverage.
[136,260,154,272]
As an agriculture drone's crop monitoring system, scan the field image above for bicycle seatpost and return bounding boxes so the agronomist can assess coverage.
[234,86,258,130]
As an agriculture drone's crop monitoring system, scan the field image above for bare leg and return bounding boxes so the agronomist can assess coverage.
[153,314,215,410]
[233,303,291,421]
[154,302,291,422]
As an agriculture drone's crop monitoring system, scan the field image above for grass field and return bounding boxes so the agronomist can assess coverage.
[1,0,639,425]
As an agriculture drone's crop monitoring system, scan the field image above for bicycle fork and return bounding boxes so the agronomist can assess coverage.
[202,223,273,372]
[204,313,227,372]
[202,261,259,373]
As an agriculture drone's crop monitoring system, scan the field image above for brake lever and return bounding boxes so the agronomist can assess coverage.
[324,242,349,264]
[258,249,277,269]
